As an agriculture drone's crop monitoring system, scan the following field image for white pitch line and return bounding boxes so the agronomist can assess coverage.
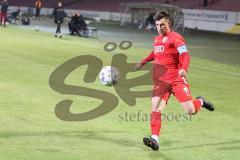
[32,34,102,50]
[191,65,240,77]
[188,45,240,50]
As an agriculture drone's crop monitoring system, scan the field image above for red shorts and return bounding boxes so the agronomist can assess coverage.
[152,76,193,102]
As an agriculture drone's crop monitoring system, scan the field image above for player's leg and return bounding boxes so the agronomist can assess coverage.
[56,23,60,33]
[55,21,62,37]
[54,21,59,37]
[173,77,214,114]
[143,81,170,151]
[58,22,62,38]
[0,12,1,24]
[196,96,214,111]
[179,100,196,115]
[0,12,2,26]
[151,96,167,139]
[143,96,167,151]
[2,13,6,27]
[152,82,170,139]
[36,9,40,17]
[3,13,7,27]
[180,98,214,114]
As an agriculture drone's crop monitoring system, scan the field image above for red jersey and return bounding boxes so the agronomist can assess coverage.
[141,31,190,83]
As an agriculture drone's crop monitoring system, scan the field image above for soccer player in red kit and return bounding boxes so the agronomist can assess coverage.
[135,12,214,151]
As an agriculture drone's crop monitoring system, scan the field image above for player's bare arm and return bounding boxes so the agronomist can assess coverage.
[135,50,154,70]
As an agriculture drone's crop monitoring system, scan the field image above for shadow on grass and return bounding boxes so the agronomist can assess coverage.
[148,151,175,160]
[147,140,240,160]
[1,130,240,158]
[218,146,240,150]
[0,130,142,148]
[161,140,240,151]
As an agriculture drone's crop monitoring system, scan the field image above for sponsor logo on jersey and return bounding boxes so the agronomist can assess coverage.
[154,45,165,53]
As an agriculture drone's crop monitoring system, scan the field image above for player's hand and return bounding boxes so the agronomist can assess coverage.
[178,69,187,77]
[135,63,143,71]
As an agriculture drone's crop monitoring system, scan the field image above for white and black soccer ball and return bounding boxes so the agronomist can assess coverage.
[34,26,39,31]
[99,66,120,86]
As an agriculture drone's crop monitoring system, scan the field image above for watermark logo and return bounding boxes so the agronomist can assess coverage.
[118,110,192,122]
[49,41,167,121]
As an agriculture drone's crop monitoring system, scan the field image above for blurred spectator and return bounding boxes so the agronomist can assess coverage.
[8,6,20,23]
[0,0,9,27]
[35,0,42,17]
[68,11,80,35]
[209,0,216,4]
[52,1,67,38]
[21,16,30,25]
[145,12,155,31]
[77,12,88,37]
[203,0,208,7]
[68,12,88,37]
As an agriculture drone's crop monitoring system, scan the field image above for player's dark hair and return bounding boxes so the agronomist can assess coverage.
[154,11,170,21]
[154,11,174,28]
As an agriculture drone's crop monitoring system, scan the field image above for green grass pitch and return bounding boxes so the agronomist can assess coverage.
[0,26,240,160]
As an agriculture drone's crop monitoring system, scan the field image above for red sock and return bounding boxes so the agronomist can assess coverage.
[151,112,161,136]
[193,99,202,113]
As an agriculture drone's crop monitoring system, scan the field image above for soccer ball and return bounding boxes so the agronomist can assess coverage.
[99,66,120,86]
[35,26,39,31]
